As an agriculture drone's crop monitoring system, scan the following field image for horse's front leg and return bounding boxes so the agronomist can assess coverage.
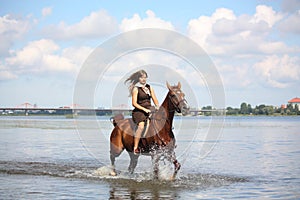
[167,151,181,180]
[151,152,160,180]
[172,159,181,180]
[128,153,139,174]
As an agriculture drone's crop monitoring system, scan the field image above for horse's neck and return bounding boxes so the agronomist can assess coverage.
[158,92,175,126]
[150,93,176,143]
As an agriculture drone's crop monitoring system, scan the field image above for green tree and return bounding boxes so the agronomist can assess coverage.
[264,106,274,115]
[287,104,296,115]
[240,102,248,114]
[247,104,252,114]
[254,104,266,115]
[226,107,239,115]
[202,106,212,116]
[295,104,300,115]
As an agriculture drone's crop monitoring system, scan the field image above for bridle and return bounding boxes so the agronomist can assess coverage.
[168,92,187,113]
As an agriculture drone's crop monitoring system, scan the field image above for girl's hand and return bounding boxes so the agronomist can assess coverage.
[144,108,151,113]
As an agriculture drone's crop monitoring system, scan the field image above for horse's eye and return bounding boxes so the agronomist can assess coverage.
[171,94,177,98]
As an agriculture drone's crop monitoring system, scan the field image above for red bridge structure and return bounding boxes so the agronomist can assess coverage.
[16,102,36,109]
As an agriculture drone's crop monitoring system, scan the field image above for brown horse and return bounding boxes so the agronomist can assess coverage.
[109,82,190,179]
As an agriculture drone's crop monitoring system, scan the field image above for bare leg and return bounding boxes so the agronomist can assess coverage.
[133,121,145,153]
[143,119,150,137]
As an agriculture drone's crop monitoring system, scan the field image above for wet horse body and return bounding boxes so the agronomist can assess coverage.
[109,82,189,179]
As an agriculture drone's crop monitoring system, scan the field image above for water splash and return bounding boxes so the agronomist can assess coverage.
[0,160,248,189]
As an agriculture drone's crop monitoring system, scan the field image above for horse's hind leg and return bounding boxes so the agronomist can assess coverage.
[110,149,124,176]
[110,151,118,176]
[110,131,124,176]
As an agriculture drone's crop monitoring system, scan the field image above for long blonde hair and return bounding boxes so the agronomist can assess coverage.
[124,70,148,96]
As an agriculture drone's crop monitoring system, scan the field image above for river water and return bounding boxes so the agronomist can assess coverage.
[0,115,299,199]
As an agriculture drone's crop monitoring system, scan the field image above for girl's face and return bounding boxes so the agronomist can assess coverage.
[139,73,147,85]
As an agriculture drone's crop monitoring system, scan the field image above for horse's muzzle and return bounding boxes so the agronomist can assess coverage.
[180,100,190,116]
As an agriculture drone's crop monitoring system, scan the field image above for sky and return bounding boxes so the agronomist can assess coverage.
[0,0,299,109]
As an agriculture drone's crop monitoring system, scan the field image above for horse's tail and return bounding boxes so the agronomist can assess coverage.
[110,113,124,127]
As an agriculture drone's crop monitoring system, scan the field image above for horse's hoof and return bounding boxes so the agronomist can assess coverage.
[170,172,178,180]
[174,162,181,171]
[110,171,117,176]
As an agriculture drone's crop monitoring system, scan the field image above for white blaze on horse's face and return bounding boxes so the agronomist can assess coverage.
[166,82,190,116]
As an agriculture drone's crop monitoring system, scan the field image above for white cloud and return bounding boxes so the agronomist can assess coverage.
[0,14,31,56]
[62,46,93,67]
[119,10,175,32]
[0,64,18,80]
[278,10,300,35]
[216,63,252,88]
[4,39,92,79]
[186,5,300,90]
[42,7,52,17]
[254,54,300,88]
[187,8,236,50]
[258,41,293,54]
[187,5,286,55]
[7,39,59,68]
[43,9,117,40]
[251,5,283,27]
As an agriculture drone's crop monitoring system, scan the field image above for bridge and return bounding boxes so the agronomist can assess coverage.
[0,103,226,116]
[0,107,132,116]
[0,103,131,116]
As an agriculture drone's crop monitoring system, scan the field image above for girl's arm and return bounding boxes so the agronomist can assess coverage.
[150,86,159,108]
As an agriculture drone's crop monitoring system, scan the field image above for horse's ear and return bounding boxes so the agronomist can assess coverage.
[178,82,181,89]
[166,81,172,91]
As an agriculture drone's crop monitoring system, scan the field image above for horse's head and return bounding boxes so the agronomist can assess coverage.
[167,82,190,116]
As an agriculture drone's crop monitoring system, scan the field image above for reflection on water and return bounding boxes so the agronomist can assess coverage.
[0,116,300,199]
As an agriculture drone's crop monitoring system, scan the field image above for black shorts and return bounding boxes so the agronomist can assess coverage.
[132,109,149,124]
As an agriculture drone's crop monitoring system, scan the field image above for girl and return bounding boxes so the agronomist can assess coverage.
[125,70,159,154]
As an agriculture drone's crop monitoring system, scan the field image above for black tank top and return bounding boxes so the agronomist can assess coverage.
[136,84,151,109]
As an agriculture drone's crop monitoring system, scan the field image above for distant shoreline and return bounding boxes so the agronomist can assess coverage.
[0,113,299,117]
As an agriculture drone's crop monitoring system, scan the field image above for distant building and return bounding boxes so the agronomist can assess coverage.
[288,97,300,108]
[281,104,287,109]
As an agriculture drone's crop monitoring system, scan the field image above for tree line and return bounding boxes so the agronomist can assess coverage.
[200,103,300,116]
[225,102,300,116]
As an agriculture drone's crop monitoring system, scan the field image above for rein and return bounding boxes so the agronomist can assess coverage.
[150,116,167,146]
[168,94,187,113]
[148,93,180,146]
